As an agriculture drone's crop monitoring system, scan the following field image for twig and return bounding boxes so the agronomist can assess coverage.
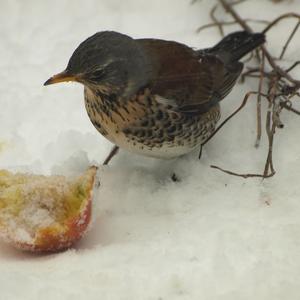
[255,51,265,148]
[263,78,277,176]
[199,91,267,159]
[210,4,225,36]
[219,0,300,86]
[198,0,300,178]
[210,165,275,178]
[197,20,236,33]
[280,101,300,115]
[279,20,300,59]
[219,0,252,31]
[262,13,300,34]
[197,19,269,33]
[286,61,300,73]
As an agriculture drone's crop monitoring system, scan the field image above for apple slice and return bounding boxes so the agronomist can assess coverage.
[0,166,97,252]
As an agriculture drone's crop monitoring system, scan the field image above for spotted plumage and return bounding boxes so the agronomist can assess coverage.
[84,86,220,158]
[44,30,265,159]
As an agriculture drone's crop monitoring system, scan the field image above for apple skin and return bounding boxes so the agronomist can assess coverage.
[0,166,97,253]
[16,190,93,252]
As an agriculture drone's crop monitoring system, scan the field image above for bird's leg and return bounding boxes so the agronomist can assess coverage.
[103,145,119,165]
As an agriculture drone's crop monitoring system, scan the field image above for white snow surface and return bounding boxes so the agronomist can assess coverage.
[1,0,300,299]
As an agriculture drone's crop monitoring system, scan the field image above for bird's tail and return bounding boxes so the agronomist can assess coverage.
[200,31,265,63]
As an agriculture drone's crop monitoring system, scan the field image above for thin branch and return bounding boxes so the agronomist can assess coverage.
[197,19,269,33]
[210,165,275,178]
[199,0,300,179]
[219,0,252,31]
[262,13,300,34]
[210,4,225,36]
[219,0,300,87]
[286,61,300,73]
[281,102,300,115]
[255,51,265,148]
[279,20,300,59]
[199,91,267,159]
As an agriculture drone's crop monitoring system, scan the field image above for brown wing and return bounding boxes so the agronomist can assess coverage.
[137,39,243,114]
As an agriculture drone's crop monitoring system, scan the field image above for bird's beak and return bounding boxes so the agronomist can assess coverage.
[44,70,78,86]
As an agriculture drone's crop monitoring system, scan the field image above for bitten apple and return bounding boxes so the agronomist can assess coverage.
[0,166,97,252]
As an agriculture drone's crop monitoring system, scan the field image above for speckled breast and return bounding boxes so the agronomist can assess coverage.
[84,87,220,159]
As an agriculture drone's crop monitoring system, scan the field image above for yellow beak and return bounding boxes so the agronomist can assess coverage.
[44,71,78,86]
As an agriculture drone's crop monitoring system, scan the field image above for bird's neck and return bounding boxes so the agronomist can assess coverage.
[84,85,127,120]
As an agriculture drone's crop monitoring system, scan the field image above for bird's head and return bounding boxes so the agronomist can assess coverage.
[44,31,151,96]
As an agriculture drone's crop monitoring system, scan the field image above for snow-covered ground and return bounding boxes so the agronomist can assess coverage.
[1,0,300,299]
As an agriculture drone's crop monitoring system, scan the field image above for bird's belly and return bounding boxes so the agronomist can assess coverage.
[84,88,220,159]
[126,143,197,158]
[91,110,220,159]
[115,134,199,159]
[86,115,201,158]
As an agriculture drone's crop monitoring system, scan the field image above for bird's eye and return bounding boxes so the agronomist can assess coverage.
[89,69,105,81]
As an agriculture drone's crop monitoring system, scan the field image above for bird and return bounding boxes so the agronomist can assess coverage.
[44,30,265,163]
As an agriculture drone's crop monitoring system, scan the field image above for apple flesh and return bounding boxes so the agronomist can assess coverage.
[0,166,97,252]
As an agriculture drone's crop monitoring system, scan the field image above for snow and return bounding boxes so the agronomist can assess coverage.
[1,0,300,299]
[0,172,77,245]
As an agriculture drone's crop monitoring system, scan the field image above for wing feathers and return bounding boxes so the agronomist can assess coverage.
[137,39,242,114]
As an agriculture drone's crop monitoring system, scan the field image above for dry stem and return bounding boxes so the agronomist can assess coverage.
[198,0,300,178]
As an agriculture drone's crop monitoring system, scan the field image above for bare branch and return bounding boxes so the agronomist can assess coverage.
[210,165,275,178]
[262,13,300,34]
[197,19,269,33]
[255,51,265,148]
[197,0,300,179]
[279,20,300,59]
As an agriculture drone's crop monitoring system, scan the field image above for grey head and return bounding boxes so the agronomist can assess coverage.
[44,31,152,97]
